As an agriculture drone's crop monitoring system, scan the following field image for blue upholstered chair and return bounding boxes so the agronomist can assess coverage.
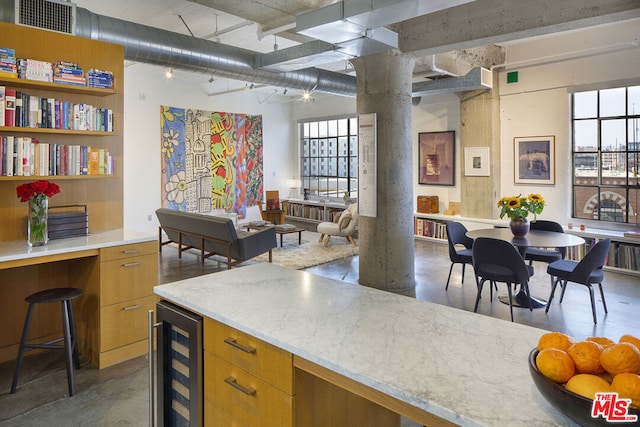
[444,222,473,290]
[472,237,534,322]
[545,238,611,324]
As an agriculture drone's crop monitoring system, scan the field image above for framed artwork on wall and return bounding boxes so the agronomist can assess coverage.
[418,131,455,186]
[464,147,490,176]
[514,136,555,184]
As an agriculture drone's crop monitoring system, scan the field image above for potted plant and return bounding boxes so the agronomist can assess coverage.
[497,194,545,237]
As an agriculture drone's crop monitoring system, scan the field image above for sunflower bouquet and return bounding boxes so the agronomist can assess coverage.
[497,194,545,221]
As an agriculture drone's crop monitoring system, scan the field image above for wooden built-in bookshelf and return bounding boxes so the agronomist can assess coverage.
[0,22,124,241]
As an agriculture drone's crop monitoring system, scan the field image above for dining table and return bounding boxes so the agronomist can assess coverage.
[466,227,585,308]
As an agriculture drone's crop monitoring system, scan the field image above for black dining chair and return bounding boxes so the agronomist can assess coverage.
[545,238,611,324]
[445,222,474,290]
[524,220,566,266]
[472,237,534,322]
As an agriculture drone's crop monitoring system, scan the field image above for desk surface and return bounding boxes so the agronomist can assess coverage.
[466,228,585,248]
[155,263,578,426]
[0,229,156,266]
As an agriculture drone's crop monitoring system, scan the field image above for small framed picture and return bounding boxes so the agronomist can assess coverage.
[514,136,555,184]
[418,131,455,186]
[464,147,490,176]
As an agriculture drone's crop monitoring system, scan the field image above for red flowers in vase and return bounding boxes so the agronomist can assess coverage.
[16,180,61,202]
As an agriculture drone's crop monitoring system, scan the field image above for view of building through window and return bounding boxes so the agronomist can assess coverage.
[572,85,640,224]
[299,117,358,199]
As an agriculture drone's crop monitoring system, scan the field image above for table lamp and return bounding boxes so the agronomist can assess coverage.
[287,179,302,199]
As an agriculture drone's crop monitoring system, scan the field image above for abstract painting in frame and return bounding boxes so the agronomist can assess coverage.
[418,131,455,186]
[514,136,555,184]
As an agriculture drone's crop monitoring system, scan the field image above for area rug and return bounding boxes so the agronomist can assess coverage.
[253,231,359,270]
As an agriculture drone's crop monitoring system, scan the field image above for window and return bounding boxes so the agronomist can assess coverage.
[572,85,640,224]
[300,117,358,198]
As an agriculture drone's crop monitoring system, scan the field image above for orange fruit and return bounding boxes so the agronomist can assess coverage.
[600,342,640,376]
[536,348,576,383]
[611,373,640,408]
[587,336,615,348]
[620,334,640,352]
[568,341,605,374]
[566,374,612,400]
[538,331,575,352]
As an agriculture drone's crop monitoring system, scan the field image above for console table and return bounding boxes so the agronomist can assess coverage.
[0,229,158,368]
[155,263,578,426]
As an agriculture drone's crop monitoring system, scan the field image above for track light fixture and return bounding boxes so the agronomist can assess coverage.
[165,68,173,79]
[249,83,255,90]
[208,75,214,83]
[283,88,288,95]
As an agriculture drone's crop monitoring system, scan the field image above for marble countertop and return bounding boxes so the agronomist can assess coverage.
[154,263,578,427]
[0,229,156,263]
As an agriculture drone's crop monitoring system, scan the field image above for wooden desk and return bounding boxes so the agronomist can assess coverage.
[0,230,158,368]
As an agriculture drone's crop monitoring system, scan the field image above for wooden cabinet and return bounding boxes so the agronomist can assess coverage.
[0,22,124,242]
[204,317,294,426]
[202,317,399,426]
[79,240,158,368]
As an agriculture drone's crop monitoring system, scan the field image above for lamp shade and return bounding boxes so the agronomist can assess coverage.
[287,179,302,188]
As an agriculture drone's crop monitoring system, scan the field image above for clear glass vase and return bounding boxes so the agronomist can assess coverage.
[28,196,49,247]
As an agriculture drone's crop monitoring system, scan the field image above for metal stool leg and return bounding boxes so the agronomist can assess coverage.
[62,301,76,396]
[66,300,81,369]
[10,303,35,394]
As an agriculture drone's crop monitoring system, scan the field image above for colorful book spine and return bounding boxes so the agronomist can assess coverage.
[4,87,15,127]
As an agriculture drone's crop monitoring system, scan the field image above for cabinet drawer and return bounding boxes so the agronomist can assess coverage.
[204,318,293,394]
[100,253,157,305]
[100,295,157,351]
[100,241,157,262]
[204,353,293,427]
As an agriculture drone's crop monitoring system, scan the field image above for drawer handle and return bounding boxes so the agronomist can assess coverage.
[123,249,140,254]
[122,262,141,268]
[224,377,256,396]
[223,337,256,354]
[123,304,141,311]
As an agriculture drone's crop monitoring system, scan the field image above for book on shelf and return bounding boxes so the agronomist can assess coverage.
[0,85,4,126]
[624,229,640,239]
[4,87,15,126]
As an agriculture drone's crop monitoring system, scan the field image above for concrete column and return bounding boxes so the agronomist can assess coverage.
[459,72,501,219]
[351,50,416,297]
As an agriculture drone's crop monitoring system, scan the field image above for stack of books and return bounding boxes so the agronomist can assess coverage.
[86,69,114,89]
[53,61,86,86]
[0,48,17,78]
[17,58,53,82]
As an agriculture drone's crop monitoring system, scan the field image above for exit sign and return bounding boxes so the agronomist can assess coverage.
[507,71,519,83]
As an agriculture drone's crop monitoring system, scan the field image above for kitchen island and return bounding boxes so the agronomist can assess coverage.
[154,263,578,426]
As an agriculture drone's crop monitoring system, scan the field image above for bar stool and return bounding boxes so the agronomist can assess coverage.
[10,287,83,396]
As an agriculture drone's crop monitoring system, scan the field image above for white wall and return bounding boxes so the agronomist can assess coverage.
[497,19,640,230]
[122,64,293,234]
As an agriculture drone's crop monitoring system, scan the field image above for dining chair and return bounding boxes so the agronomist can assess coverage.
[545,238,611,324]
[472,237,534,322]
[524,220,566,266]
[444,222,474,290]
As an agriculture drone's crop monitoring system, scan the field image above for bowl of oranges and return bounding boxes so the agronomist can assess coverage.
[529,332,640,426]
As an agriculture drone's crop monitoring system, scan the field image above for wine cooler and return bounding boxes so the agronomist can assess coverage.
[155,300,203,426]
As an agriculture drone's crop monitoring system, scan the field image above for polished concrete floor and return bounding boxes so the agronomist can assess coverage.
[1,239,639,425]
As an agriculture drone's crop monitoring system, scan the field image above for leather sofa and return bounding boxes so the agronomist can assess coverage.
[156,208,276,268]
